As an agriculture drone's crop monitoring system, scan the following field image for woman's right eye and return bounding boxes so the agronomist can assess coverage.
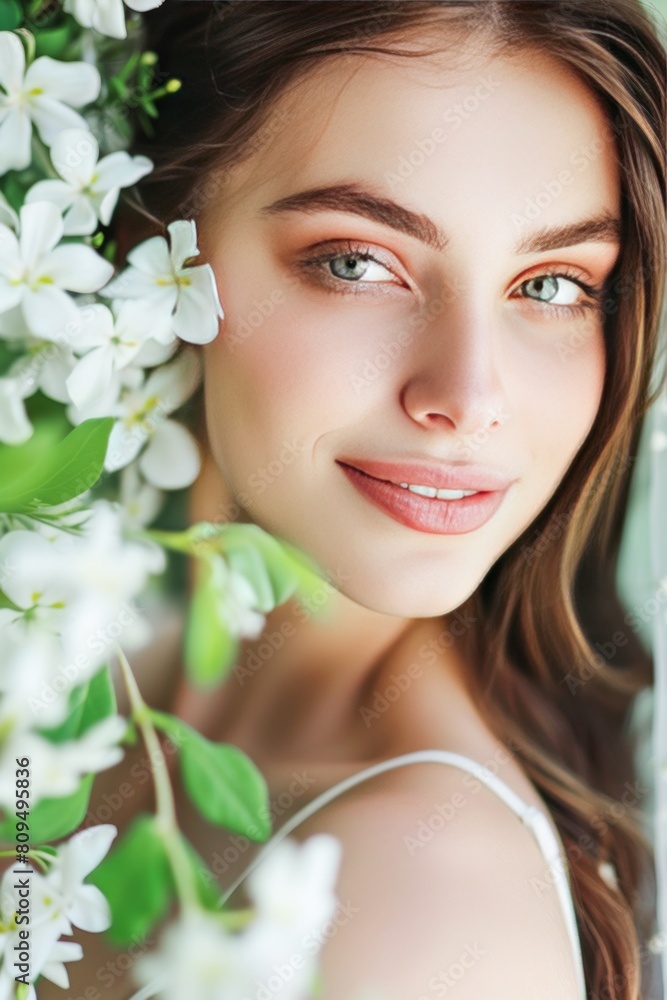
[297,239,407,295]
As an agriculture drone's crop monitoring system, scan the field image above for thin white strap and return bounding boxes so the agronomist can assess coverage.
[219,749,587,999]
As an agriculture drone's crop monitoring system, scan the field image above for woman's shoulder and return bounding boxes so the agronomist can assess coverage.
[287,763,583,1000]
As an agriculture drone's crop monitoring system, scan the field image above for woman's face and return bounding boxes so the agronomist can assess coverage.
[200,39,621,618]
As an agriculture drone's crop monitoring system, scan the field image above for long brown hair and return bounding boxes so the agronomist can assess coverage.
[118,2,667,996]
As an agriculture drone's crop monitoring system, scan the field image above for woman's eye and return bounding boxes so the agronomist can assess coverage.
[329,252,394,283]
[515,272,602,317]
[297,241,405,294]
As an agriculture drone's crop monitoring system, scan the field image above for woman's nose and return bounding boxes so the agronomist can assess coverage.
[399,298,508,438]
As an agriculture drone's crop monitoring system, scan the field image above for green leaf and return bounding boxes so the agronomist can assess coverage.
[38,665,118,744]
[179,837,221,910]
[220,524,301,607]
[34,22,74,57]
[79,664,117,734]
[225,544,276,613]
[184,559,238,687]
[150,711,271,842]
[0,776,94,846]
[0,417,113,512]
[0,0,22,29]
[0,415,69,483]
[87,814,174,947]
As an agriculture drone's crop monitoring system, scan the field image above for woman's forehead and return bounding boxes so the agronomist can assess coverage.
[211,46,620,245]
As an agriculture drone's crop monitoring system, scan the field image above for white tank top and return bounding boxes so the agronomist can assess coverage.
[220,749,588,999]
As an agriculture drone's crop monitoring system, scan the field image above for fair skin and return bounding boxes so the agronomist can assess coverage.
[167,34,621,999]
[47,31,621,1000]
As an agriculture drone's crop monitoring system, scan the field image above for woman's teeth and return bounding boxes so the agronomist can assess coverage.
[397,483,480,500]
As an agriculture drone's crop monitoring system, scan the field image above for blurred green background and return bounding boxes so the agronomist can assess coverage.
[644,0,667,23]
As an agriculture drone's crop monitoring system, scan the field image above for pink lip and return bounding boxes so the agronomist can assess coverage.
[336,461,513,535]
[335,457,515,492]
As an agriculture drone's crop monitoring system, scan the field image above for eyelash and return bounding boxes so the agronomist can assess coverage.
[297,239,604,319]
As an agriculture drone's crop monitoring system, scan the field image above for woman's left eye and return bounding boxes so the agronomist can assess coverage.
[515,272,603,318]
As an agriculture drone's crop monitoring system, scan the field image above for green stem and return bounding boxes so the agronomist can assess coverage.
[114,644,200,913]
[0,849,52,871]
[141,528,194,554]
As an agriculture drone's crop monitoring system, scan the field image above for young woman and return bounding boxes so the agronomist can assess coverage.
[59,2,665,998]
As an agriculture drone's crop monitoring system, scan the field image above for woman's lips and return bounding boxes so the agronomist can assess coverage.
[337,461,511,534]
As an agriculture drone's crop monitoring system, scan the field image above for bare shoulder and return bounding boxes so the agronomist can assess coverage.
[290,764,583,1000]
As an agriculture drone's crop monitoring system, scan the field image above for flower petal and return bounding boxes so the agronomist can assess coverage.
[18,201,63,270]
[60,823,118,887]
[139,418,200,489]
[49,126,98,185]
[0,30,25,93]
[22,285,80,340]
[66,346,113,408]
[24,178,76,213]
[29,95,90,147]
[94,150,153,191]
[0,378,32,444]
[0,107,32,173]
[105,417,147,471]
[168,219,198,271]
[25,56,101,107]
[65,0,127,38]
[126,232,171,277]
[125,0,165,10]
[172,265,223,344]
[62,194,99,236]
[143,346,201,413]
[40,243,114,291]
[66,883,112,932]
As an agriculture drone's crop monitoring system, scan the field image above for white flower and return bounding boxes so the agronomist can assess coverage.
[0,865,73,998]
[119,461,165,529]
[131,835,342,1000]
[65,300,157,408]
[211,557,266,641]
[99,346,203,487]
[0,190,18,230]
[64,0,165,39]
[0,304,82,443]
[247,833,342,942]
[0,620,72,731]
[132,910,275,1000]
[43,825,117,933]
[0,501,165,686]
[0,368,34,445]
[0,31,101,175]
[0,717,127,808]
[0,829,115,996]
[0,201,114,339]
[26,128,153,236]
[100,220,223,346]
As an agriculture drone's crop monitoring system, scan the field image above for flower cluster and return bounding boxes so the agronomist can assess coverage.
[0,4,336,1000]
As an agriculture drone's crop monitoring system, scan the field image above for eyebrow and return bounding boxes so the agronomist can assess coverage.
[259,182,622,254]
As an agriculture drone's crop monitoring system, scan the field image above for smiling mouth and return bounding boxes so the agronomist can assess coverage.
[336,461,511,535]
